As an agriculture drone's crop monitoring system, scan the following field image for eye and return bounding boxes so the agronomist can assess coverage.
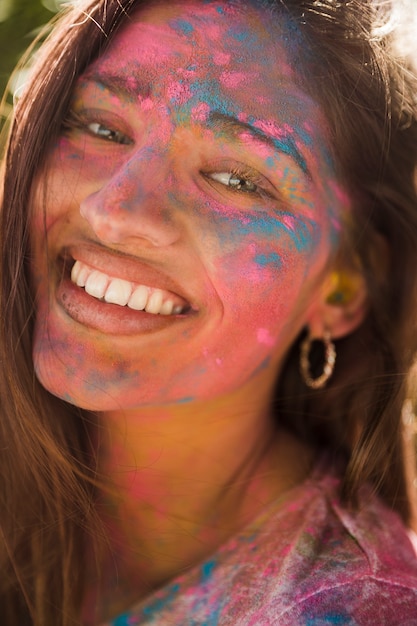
[62,110,133,146]
[86,122,132,145]
[208,171,258,193]
[204,164,276,200]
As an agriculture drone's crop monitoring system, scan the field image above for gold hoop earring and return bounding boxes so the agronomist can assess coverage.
[300,330,336,389]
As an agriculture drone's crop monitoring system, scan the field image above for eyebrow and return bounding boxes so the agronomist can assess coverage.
[81,74,310,176]
[83,72,153,100]
[208,112,309,177]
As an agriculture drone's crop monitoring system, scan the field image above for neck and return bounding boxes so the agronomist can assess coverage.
[88,378,314,621]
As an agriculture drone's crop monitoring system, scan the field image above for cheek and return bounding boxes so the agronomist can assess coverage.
[36,137,121,229]
[192,200,323,287]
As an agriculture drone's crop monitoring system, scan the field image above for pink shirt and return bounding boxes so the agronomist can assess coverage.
[107,456,417,625]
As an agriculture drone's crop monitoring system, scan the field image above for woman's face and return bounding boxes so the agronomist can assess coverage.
[30,0,349,410]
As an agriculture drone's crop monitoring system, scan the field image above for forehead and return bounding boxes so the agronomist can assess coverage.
[95,0,300,76]
[83,0,327,133]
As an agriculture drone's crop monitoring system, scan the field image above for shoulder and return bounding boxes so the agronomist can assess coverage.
[274,577,417,625]
[217,458,417,624]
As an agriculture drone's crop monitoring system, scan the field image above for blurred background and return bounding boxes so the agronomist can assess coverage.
[0,0,63,124]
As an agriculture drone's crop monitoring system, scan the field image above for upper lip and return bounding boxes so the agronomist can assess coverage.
[62,242,197,311]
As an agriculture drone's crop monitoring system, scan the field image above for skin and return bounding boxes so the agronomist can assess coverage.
[29,0,360,621]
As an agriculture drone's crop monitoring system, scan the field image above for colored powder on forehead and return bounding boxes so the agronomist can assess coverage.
[186,79,240,118]
[170,18,195,35]
[219,71,248,89]
[212,51,230,65]
[167,78,193,105]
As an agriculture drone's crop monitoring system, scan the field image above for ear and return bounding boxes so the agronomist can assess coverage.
[306,269,369,340]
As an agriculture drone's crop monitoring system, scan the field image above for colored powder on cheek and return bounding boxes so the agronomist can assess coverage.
[176,396,194,403]
[254,252,282,269]
[257,328,275,347]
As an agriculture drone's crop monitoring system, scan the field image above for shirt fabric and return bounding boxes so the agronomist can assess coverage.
[107,455,417,625]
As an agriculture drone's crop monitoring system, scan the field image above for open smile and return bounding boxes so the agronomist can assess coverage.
[71,260,189,315]
[53,249,196,335]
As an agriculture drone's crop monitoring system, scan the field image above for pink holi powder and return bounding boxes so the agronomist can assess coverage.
[239,131,272,159]
[167,80,192,105]
[139,97,154,111]
[282,215,296,231]
[220,71,248,89]
[254,118,289,139]
[255,96,271,105]
[257,328,275,347]
[200,23,222,40]
[213,51,231,66]
[191,102,210,123]
[327,180,352,210]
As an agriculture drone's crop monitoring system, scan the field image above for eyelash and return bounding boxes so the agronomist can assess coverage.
[205,166,272,199]
[62,110,133,145]
[62,111,273,199]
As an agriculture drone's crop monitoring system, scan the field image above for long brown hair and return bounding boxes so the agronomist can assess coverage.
[0,1,416,623]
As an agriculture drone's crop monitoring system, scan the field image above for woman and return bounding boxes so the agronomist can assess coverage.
[1,0,417,624]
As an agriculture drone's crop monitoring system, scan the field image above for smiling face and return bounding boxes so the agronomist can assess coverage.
[30,0,349,411]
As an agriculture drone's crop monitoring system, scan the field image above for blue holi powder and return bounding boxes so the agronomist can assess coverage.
[295,125,314,148]
[267,135,308,175]
[199,202,317,254]
[254,251,282,269]
[251,356,271,377]
[171,18,194,35]
[245,115,308,175]
[176,396,194,404]
[265,156,275,169]
[201,606,223,626]
[201,559,217,583]
[306,614,352,625]
[142,584,181,618]
[188,80,237,117]
[229,211,316,254]
[231,29,250,42]
[216,5,225,14]
[111,613,132,626]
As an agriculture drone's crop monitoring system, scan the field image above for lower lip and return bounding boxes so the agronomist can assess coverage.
[57,277,189,336]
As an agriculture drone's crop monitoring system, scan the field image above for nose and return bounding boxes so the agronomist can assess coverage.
[80,149,181,248]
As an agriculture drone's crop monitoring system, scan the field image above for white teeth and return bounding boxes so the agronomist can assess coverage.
[159,300,174,316]
[70,260,187,315]
[85,271,108,299]
[127,285,149,311]
[71,261,89,287]
[145,290,163,314]
[104,278,132,306]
